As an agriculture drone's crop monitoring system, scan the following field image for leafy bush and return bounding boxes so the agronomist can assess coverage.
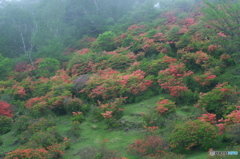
[105,54,133,70]
[6,148,49,159]
[0,115,13,134]
[19,118,56,143]
[194,82,237,119]
[0,100,12,117]
[156,97,176,116]
[67,52,94,76]
[37,58,60,77]
[169,120,218,152]
[226,123,240,145]
[32,81,52,97]
[83,68,153,101]
[71,112,85,123]
[128,135,167,157]
[26,128,63,148]
[0,137,2,146]
[73,74,91,92]
[64,97,89,115]
[167,26,181,42]
[13,116,32,135]
[94,31,116,51]
[0,54,12,80]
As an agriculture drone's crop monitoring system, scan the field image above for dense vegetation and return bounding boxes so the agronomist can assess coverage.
[1,0,240,158]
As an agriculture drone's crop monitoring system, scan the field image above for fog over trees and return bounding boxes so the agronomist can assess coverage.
[0,0,204,59]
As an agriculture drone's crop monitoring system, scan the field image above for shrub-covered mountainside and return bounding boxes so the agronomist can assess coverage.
[1,0,240,158]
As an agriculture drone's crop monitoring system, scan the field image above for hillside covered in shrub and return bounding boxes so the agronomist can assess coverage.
[1,0,240,158]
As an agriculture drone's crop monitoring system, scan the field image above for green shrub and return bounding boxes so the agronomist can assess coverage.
[95,31,116,51]
[167,26,181,42]
[169,120,218,152]
[72,112,85,123]
[64,97,90,115]
[0,54,13,80]
[32,81,52,97]
[0,115,13,135]
[13,116,32,135]
[26,127,63,148]
[128,135,167,157]
[37,58,60,77]
[105,54,133,70]
[19,118,56,143]
[194,82,237,119]
[0,137,2,146]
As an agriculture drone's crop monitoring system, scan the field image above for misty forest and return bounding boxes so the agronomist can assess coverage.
[1,0,240,158]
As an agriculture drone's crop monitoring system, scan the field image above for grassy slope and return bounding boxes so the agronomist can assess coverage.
[61,95,162,158]
[0,94,235,159]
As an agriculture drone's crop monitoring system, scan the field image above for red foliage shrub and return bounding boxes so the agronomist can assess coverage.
[142,44,151,51]
[158,63,193,97]
[127,25,145,31]
[220,53,231,60]
[101,111,113,119]
[12,84,27,97]
[76,48,89,55]
[225,110,240,124]
[198,113,217,124]
[194,72,217,86]
[84,68,152,99]
[183,17,195,26]
[128,135,167,157]
[25,96,46,109]
[0,100,12,117]
[165,12,176,24]
[217,32,227,37]
[208,45,218,53]
[156,98,176,115]
[195,51,210,65]
[14,62,28,72]
[216,123,225,135]
[6,148,49,159]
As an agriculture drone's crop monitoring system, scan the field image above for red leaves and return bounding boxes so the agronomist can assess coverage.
[142,44,151,51]
[127,25,145,31]
[156,98,176,115]
[195,51,210,65]
[206,74,216,79]
[14,62,28,72]
[165,12,176,24]
[198,113,216,124]
[220,53,230,60]
[216,123,225,135]
[12,85,26,97]
[208,45,218,53]
[194,72,217,86]
[86,69,152,99]
[225,110,240,124]
[6,148,49,159]
[217,32,227,37]
[129,136,167,157]
[0,100,12,117]
[101,111,113,119]
[162,56,177,63]
[25,96,45,109]
[158,63,193,97]
[183,17,195,26]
